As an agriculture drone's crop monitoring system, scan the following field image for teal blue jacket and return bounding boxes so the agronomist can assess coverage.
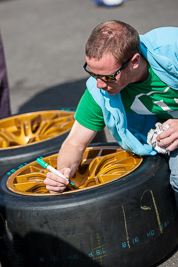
[87,27,178,155]
[140,27,178,90]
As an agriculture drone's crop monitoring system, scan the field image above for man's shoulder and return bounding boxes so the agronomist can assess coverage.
[140,27,178,46]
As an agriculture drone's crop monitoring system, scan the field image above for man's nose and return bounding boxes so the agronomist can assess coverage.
[96,78,107,89]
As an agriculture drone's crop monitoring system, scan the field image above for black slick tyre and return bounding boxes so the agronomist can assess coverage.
[0,144,177,267]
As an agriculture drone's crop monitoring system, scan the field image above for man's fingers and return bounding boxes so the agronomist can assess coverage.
[156,128,172,141]
[44,172,69,193]
[44,168,71,194]
[166,142,178,152]
[44,181,68,193]
[45,172,69,185]
[63,168,71,179]
[156,120,178,152]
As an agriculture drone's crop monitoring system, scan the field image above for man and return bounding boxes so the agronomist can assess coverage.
[44,20,178,204]
[0,31,11,118]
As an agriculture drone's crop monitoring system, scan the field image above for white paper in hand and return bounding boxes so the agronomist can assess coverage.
[147,122,170,154]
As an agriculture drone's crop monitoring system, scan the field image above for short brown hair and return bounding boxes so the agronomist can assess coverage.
[85,20,141,64]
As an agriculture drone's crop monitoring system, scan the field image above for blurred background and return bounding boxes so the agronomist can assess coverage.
[0,0,177,115]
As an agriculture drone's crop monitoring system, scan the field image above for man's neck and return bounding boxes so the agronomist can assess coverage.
[133,55,149,83]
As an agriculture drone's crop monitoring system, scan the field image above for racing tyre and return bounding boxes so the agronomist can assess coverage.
[0,143,177,267]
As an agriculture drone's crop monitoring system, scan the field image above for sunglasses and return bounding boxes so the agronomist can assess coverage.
[83,56,132,83]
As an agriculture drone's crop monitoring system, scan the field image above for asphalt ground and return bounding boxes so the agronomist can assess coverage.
[0,0,178,266]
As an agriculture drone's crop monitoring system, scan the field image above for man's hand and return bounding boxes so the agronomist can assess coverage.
[44,168,71,194]
[157,119,178,152]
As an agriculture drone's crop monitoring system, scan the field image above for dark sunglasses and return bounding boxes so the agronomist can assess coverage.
[83,56,132,83]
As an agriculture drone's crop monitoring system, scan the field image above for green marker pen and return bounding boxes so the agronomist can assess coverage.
[36,158,75,186]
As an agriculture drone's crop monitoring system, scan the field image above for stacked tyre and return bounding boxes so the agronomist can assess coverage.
[0,110,107,175]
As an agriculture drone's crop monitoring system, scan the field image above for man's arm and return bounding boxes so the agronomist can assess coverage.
[44,120,97,194]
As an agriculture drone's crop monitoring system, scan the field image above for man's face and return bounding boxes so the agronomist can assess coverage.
[86,54,133,95]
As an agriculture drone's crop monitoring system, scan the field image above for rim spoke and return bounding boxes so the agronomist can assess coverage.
[0,128,20,147]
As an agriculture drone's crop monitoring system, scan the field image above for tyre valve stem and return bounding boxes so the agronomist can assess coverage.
[36,158,75,186]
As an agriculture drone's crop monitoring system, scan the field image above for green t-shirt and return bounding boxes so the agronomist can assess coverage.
[74,88,105,131]
[75,64,178,131]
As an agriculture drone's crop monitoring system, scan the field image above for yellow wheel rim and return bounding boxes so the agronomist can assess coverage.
[6,146,143,196]
[0,110,74,150]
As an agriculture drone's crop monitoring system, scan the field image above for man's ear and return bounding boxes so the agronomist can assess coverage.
[131,53,140,69]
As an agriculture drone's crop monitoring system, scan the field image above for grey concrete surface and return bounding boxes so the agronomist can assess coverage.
[0,0,178,266]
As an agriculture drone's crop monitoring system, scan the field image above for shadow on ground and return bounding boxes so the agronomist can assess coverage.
[18,78,87,114]
[153,243,178,267]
